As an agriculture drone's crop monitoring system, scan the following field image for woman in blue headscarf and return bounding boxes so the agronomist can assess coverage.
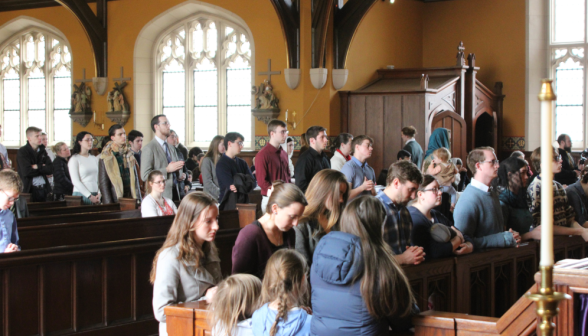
[423,128,451,173]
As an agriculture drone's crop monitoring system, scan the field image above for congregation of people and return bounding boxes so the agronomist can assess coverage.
[3,117,588,336]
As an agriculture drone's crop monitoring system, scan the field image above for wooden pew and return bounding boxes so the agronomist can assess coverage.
[235,203,258,228]
[17,209,142,227]
[64,195,83,206]
[27,200,67,211]
[0,224,243,336]
[27,203,121,217]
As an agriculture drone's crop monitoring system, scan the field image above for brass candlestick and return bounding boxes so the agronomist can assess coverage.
[526,266,569,335]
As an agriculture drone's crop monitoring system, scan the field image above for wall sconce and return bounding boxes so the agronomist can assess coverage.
[93,111,105,130]
[285,109,297,130]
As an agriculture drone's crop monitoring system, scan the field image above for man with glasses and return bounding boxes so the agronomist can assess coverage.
[376,160,426,265]
[0,170,21,253]
[216,132,255,202]
[554,134,581,186]
[141,115,185,201]
[454,147,521,249]
[341,135,377,199]
[255,119,291,212]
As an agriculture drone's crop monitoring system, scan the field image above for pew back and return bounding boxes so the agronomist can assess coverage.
[16,209,142,227]
[28,203,121,217]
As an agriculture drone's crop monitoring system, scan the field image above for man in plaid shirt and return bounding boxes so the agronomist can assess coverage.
[376,160,425,265]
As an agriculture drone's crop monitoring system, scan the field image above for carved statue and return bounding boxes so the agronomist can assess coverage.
[106,81,130,113]
[70,82,92,114]
[252,80,279,111]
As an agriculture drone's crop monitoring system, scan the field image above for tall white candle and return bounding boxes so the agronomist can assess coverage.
[539,79,556,267]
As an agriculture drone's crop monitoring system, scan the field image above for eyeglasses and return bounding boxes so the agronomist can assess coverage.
[278,130,289,135]
[554,154,562,162]
[1,189,18,202]
[158,121,170,126]
[152,180,166,185]
[421,187,441,194]
[237,141,244,147]
[481,159,500,166]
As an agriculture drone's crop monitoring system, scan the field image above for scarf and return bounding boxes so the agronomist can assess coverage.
[100,141,138,199]
[336,149,351,161]
[425,128,450,159]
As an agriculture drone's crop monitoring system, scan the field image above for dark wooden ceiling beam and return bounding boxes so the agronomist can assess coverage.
[311,0,334,69]
[56,0,107,77]
[0,0,116,13]
[268,0,300,69]
[333,0,378,69]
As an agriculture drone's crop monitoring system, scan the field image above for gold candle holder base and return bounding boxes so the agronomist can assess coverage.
[525,266,570,336]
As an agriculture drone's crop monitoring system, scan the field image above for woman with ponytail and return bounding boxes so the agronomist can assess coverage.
[252,249,312,336]
[310,196,417,335]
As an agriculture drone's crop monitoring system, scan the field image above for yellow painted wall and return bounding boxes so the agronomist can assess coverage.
[422,0,526,138]
[0,0,525,143]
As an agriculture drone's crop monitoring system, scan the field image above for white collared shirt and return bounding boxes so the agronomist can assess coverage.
[155,136,167,153]
[470,177,490,192]
[405,138,415,145]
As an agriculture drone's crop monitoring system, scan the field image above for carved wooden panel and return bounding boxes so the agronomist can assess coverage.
[493,261,513,317]
[431,110,468,161]
[469,265,491,316]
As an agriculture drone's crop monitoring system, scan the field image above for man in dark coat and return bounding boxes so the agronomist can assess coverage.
[554,134,581,186]
[16,126,53,202]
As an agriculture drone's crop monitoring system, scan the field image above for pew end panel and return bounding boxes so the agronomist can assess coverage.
[235,203,257,228]
[64,195,83,206]
[119,197,139,210]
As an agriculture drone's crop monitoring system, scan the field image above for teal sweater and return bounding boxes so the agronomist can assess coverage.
[454,184,517,249]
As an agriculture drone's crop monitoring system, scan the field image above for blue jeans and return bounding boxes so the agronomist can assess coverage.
[72,192,98,205]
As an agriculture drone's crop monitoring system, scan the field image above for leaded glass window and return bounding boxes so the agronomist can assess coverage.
[157,16,252,148]
[0,30,72,147]
[551,0,588,149]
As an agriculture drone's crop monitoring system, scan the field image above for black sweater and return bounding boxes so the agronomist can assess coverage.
[16,142,53,193]
[52,156,73,196]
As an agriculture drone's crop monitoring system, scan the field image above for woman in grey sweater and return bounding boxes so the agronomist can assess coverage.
[201,135,225,201]
[295,169,349,267]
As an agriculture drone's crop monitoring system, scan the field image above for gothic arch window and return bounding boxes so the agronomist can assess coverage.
[0,28,72,147]
[155,14,253,148]
[550,0,587,149]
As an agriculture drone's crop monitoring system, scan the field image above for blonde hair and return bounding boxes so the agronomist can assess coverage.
[150,192,217,283]
[209,274,262,336]
[300,169,349,233]
[265,181,308,215]
[261,249,309,336]
[432,148,451,162]
[52,142,67,155]
[145,170,164,194]
[0,170,22,193]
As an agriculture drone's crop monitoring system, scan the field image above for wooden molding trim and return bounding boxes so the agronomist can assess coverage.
[0,0,116,13]
[268,0,300,69]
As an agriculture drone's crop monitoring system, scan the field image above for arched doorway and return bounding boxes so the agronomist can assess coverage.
[474,112,496,149]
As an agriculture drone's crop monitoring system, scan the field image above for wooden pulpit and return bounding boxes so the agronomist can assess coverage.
[165,301,211,336]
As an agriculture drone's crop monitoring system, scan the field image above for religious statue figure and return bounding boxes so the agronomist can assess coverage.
[70,82,92,114]
[106,81,130,113]
[252,80,279,111]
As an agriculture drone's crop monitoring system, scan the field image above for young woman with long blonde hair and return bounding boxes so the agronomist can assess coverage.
[209,274,262,336]
[294,169,349,266]
[310,196,417,335]
[151,192,222,336]
[251,249,312,336]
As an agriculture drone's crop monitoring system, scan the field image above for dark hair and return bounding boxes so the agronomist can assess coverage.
[510,151,524,160]
[418,174,437,192]
[495,157,528,197]
[108,124,124,140]
[299,133,308,148]
[557,134,568,145]
[305,126,326,142]
[401,126,417,137]
[286,137,293,144]
[224,132,244,149]
[330,133,353,152]
[351,135,373,155]
[189,147,203,159]
[72,131,93,156]
[530,146,558,174]
[267,119,287,135]
[397,149,411,161]
[386,160,423,186]
[151,114,165,132]
[128,130,143,142]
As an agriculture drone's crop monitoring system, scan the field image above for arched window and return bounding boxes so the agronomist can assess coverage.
[0,29,72,147]
[550,0,586,149]
[156,15,253,149]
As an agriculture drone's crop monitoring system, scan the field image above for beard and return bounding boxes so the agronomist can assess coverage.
[564,146,572,152]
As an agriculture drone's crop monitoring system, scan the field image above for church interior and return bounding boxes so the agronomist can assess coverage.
[0,0,587,335]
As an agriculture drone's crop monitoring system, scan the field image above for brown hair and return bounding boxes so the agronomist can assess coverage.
[150,192,218,283]
[26,126,42,138]
[209,274,262,336]
[339,196,415,319]
[300,169,349,233]
[204,135,225,165]
[467,146,495,175]
[268,119,287,135]
[299,133,308,148]
[0,170,22,193]
[401,126,417,137]
[350,135,374,155]
[386,160,423,186]
[145,170,165,194]
[305,126,326,143]
[261,249,309,336]
[418,174,437,192]
[52,142,67,156]
[265,181,308,215]
[530,146,559,174]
